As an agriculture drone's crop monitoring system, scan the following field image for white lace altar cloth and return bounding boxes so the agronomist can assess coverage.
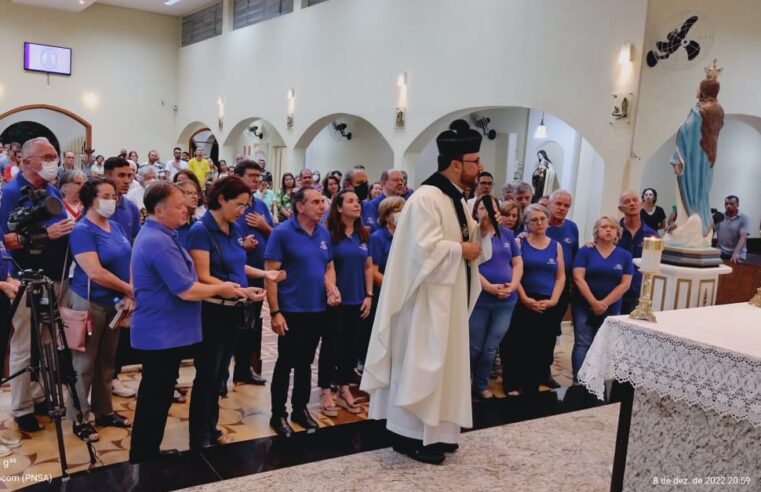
[579,303,761,426]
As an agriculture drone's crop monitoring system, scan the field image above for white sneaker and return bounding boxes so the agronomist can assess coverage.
[0,445,11,457]
[0,435,21,449]
[112,378,136,398]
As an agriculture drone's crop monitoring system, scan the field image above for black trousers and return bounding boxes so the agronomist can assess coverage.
[500,294,564,393]
[270,312,325,418]
[0,296,11,373]
[188,302,238,448]
[318,304,362,388]
[129,346,186,463]
[233,301,264,377]
[355,288,379,367]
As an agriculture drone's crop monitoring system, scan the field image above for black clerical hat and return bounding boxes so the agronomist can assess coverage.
[436,119,482,156]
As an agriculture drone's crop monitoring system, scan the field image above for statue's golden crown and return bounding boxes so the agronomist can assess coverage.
[705,59,723,80]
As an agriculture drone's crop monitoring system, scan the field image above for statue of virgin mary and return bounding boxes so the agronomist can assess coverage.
[664,60,725,248]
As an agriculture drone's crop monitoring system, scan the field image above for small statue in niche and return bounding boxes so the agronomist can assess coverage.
[531,150,555,203]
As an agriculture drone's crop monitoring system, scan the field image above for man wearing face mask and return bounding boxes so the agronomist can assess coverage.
[343,168,374,229]
[0,137,73,432]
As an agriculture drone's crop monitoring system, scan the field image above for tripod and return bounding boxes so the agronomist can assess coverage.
[1,269,97,479]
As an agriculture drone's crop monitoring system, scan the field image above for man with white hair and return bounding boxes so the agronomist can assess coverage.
[543,189,578,389]
[0,137,73,433]
[617,190,659,314]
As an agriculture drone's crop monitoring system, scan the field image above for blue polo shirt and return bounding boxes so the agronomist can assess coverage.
[361,201,378,231]
[0,241,12,280]
[520,238,560,297]
[573,245,634,315]
[186,211,248,286]
[547,219,579,277]
[70,218,132,304]
[176,217,197,249]
[477,227,521,306]
[264,216,332,313]
[0,173,68,279]
[113,196,141,242]
[618,220,658,299]
[369,227,393,274]
[333,231,369,306]
[236,197,274,287]
[130,219,201,350]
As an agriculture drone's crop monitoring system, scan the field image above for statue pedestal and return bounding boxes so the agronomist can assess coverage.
[634,260,732,311]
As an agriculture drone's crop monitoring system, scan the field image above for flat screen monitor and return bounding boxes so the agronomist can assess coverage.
[24,42,72,76]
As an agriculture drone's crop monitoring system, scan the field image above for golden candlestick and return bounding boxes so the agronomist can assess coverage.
[630,237,664,322]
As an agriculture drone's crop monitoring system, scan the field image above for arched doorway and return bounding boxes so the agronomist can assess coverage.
[293,113,394,185]
[0,104,92,156]
[0,121,61,155]
[403,107,606,242]
[189,128,219,164]
[223,117,287,187]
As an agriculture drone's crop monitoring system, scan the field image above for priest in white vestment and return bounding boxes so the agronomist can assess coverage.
[360,120,492,464]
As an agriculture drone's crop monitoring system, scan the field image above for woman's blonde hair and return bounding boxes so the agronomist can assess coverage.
[378,196,405,227]
[593,216,622,243]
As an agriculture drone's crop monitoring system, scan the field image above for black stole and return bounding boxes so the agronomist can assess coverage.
[421,172,472,298]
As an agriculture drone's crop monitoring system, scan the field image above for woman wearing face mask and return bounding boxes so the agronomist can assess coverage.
[186,176,284,449]
[66,177,135,442]
[356,196,405,374]
[319,191,373,417]
[59,170,87,221]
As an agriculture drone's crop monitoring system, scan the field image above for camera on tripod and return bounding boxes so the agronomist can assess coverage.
[7,186,63,254]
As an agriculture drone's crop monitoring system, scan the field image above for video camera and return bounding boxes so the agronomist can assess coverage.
[6,186,62,254]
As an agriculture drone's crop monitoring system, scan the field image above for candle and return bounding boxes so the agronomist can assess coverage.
[639,237,663,273]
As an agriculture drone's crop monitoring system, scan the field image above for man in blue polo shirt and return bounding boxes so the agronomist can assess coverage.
[103,156,141,397]
[0,137,73,433]
[264,187,340,437]
[617,191,659,314]
[543,189,579,388]
[129,182,244,463]
[232,160,273,385]
[365,169,406,231]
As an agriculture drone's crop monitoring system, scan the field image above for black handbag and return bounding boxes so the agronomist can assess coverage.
[201,222,257,331]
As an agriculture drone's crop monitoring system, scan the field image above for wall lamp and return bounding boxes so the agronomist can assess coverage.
[395,71,407,129]
[287,88,295,130]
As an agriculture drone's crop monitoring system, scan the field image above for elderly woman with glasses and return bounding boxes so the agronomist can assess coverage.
[500,203,565,396]
[571,216,633,382]
[58,169,87,221]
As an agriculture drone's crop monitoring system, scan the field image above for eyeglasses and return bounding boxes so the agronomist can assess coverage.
[528,216,548,223]
[232,201,249,210]
[182,190,199,197]
[462,158,481,165]
[96,195,116,200]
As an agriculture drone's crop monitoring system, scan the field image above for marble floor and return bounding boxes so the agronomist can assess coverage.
[178,404,620,492]
[0,308,580,490]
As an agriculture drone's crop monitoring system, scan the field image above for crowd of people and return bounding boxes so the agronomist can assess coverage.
[0,134,753,461]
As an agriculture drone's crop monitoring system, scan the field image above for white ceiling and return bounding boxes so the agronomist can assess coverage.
[11,0,220,17]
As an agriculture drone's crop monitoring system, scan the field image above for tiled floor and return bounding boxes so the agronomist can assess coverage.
[0,306,582,490]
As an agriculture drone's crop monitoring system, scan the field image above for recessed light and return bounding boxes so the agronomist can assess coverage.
[164,0,183,5]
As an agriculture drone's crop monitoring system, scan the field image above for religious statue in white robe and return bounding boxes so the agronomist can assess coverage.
[360,184,491,445]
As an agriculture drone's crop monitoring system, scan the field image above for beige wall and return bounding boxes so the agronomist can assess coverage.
[0,2,180,160]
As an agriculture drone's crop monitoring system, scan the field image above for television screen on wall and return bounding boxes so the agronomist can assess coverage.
[24,42,72,76]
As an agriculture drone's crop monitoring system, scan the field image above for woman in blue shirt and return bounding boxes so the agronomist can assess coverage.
[175,175,202,248]
[129,182,245,463]
[501,204,565,395]
[186,176,284,450]
[361,196,405,372]
[469,196,523,399]
[320,191,373,417]
[66,177,134,442]
[571,216,633,382]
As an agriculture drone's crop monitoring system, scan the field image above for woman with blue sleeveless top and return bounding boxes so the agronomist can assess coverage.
[500,203,565,396]
[468,195,523,400]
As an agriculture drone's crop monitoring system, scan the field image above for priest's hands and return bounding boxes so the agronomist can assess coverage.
[461,242,482,261]
[271,312,288,335]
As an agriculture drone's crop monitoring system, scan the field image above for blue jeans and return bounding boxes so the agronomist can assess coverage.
[469,300,517,392]
[571,304,614,381]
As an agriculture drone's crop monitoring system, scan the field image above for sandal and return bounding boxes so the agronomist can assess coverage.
[73,421,100,442]
[320,388,338,417]
[95,412,131,428]
[336,386,361,414]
